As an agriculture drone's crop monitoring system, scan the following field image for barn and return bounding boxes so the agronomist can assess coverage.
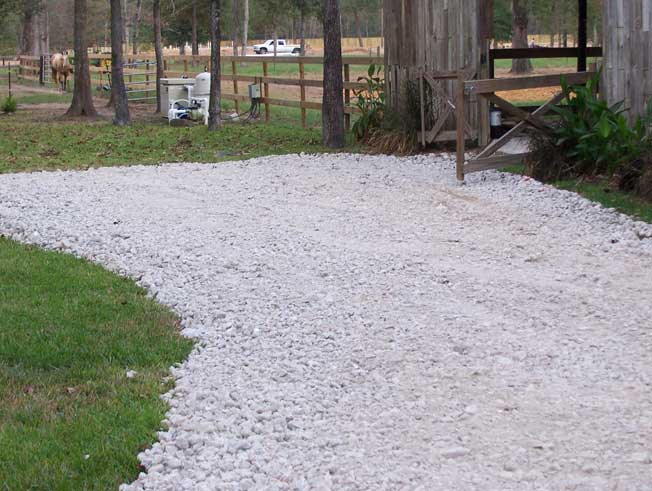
[383,0,652,153]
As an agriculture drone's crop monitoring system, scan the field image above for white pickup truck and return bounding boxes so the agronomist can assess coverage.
[252,39,301,55]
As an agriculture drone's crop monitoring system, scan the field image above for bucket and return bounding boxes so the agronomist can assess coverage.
[490,109,503,139]
[490,109,502,127]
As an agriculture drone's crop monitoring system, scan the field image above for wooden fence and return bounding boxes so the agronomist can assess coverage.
[455,70,596,181]
[0,61,17,97]
[17,54,383,128]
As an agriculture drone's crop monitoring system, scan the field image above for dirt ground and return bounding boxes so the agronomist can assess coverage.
[5,83,163,123]
[494,66,578,104]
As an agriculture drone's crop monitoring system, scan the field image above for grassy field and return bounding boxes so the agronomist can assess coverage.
[0,112,326,174]
[0,238,193,490]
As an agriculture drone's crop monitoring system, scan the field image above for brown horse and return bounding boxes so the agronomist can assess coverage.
[51,51,73,92]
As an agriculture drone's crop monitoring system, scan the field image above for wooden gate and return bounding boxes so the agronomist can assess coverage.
[451,71,597,181]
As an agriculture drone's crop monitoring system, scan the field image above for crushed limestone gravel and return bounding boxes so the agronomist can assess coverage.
[1,153,651,490]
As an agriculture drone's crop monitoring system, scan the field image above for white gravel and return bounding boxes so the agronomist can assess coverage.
[1,153,652,491]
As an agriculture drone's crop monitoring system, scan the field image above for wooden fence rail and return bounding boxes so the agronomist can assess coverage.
[456,70,597,181]
[17,54,383,127]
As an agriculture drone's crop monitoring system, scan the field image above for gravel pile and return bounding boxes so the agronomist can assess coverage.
[1,153,651,491]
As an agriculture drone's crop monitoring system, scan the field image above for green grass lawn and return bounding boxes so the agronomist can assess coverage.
[554,179,652,223]
[0,115,326,173]
[15,93,73,105]
[0,237,193,490]
[504,165,652,223]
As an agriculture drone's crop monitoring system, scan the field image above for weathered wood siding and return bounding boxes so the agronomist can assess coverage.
[383,0,487,139]
[603,0,652,120]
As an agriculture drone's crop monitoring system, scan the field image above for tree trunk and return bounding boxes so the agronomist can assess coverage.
[299,7,306,55]
[380,6,384,48]
[353,11,363,48]
[322,0,345,148]
[273,29,278,57]
[131,0,142,54]
[208,0,222,131]
[123,0,130,55]
[110,0,130,125]
[154,0,164,113]
[35,2,49,56]
[232,0,239,56]
[21,0,38,55]
[66,0,97,117]
[242,0,249,55]
[191,0,199,55]
[511,0,532,73]
[179,44,186,55]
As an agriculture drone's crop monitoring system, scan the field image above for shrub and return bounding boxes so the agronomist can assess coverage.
[2,95,17,113]
[551,72,640,176]
[526,131,574,182]
[528,74,652,198]
[351,65,420,155]
[351,64,385,140]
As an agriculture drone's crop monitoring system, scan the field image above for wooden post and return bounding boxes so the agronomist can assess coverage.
[164,59,168,73]
[419,71,425,147]
[344,63,351,131]
[232,60,240,113]
[263,61,270,122]
[8,63,11,98]
[299,61,307,128]
[146,60,150,87]
[184,59,189,73]
[456,71,466,182]
[577,0,588,72]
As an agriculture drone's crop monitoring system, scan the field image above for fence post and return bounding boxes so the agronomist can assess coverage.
[128,57,133,86]
[299,61,306,128]
[344,63,351,131]
[232,59,240,114]
[184,59,189,73]
[39,55,45,85]
[146,60,152,100]
[8,63,11,98]
[263,61,270,122]
[455,70,466,183]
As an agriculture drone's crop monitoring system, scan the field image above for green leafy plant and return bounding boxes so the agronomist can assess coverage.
[2,94,17,113]
[351,64,385,140]
[551,72,640,176]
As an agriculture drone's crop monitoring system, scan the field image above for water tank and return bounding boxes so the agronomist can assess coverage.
[194,72,211,97]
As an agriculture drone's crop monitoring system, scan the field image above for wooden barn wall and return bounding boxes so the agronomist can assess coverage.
[383,0,484,135]
[603,0,652,120]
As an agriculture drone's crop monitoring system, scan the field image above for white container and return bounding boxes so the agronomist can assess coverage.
[490,109,502,127]
[194,72,211,97]
[161,78,194,112]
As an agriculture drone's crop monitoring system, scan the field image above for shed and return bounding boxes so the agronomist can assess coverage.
[383,0,493,144]
[384,0,652,146]
[602,0,652,121]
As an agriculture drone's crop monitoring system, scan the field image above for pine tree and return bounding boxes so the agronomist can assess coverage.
[66,0,97,117]
[322,0,345,148]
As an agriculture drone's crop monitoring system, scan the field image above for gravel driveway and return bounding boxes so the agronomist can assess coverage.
[1,154,651,491]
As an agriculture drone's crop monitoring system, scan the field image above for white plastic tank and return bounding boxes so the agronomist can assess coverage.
[194,72,211,97]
